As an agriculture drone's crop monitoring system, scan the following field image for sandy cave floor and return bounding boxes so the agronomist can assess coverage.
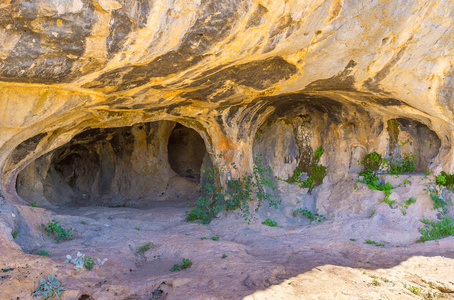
[1,199,454,300]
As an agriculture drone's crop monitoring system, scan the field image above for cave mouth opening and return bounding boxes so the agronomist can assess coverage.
[15,121,211,209]
[168,123,207,183]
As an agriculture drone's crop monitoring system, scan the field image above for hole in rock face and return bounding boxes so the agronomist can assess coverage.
[16,121,210,208]
[168,123,206,183]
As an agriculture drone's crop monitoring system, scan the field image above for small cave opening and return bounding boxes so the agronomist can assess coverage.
[167,123,207,183]
[15,121,211,209]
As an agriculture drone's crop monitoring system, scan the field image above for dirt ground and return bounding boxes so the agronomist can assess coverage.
[1,197,454,300]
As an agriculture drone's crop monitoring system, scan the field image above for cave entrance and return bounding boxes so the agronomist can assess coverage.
[15,121,211,208]
[168,123,207,183]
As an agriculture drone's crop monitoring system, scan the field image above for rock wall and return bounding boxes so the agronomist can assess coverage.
[0,0,454,212]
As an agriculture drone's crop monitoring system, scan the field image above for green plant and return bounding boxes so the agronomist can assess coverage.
[418,216,454,242]
[30,200,37,207]
[287,147,327,193]
[80,221,86,225]
[170,258,192,271]
[211,235,219,241]
[404,283,420,296]
[350,238,356,241]
[384,153,416,175]
[187,157,281,224]
[136,242,152,254]
[83,256,94,270]
[361,152,382,172]
[221,254,227,259]
[381,277,391,283]
[38,220,73,243]
[436,171,454,191]
[359,166,396,205]
[379,196,396,208]
[367,208,376,218]
[425,185,451,210]
[152,289,163,298]
[262,218,277,227]
[38,249,50,257]
[404,197,417,207]
[293,208,326,222]
[200,237,208,240]
[134,227,140,231]
[12,231,18,239]
[33,275,65,300]
[403,179,410,185]
[371,279,381,286]
[65,252,107,270]
[365,239,385,247]
[252,158,282,209]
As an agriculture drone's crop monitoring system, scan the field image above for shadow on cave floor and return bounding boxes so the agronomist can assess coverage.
[9,199,454,299]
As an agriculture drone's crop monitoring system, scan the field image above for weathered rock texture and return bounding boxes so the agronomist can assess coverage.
[1,0,454,299]
[2,0,454,203]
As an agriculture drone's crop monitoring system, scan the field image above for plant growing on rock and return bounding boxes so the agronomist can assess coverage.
[285,147,327,193]
[65,252,107,270]
[418,216,454,242]
[187,157,281,224]
[361,152,382,172]
[262,218,277,227]
[384,153,416,175]
[425,185,451,210]
[38,249,50,257]
[436,171,454,191]
[170,258,192,271]
[293,208,326,222]
[136,242,153,254]
[33,275,65,300]
[358,152,397,206]
[38,219,73,243]
[365,239,385,247]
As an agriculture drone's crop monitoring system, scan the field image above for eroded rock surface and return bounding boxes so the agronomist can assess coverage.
[1,0,454,299]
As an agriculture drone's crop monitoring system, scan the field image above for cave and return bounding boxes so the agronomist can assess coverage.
[167,123,207,183]
[15,121,210,208]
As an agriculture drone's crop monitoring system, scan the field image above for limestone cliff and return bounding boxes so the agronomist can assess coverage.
[1,0,454,207]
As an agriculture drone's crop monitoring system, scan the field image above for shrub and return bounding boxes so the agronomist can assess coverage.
[171,258,192,271]
[38,220,73,243]
[359,170,396,206]
[33,275,65,300]
[285,147,327,193]
[436,171,454,191]
[425,185,451,210]
[293,209,326,222]
[187,157,281,224]
[262,218,277,227]
[361,152,382,172]
[385,153,416,175]
[418,216,454,242]
[38,249,50,257]
[136,242,152,254]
